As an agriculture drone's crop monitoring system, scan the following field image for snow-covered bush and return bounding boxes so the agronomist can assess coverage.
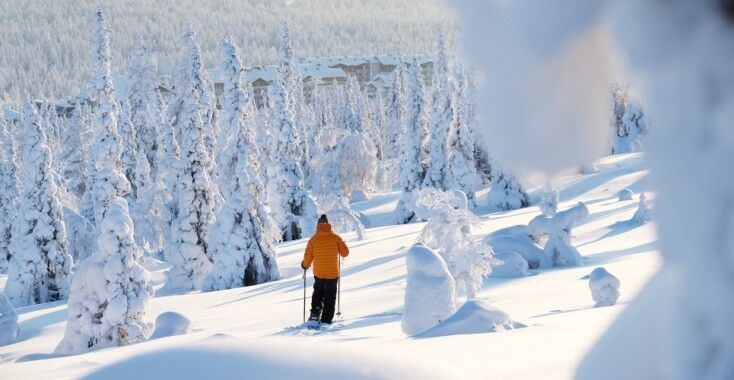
[337,131,377,197]
[618,188,634,201]
[526,214,552,246]
[631,193,652,224]
[486,168,529,212]
[56,197,153,354]
[588,267,620,307]
[417,299,526,338]
[402,243,456,336]
[150,312,191,340]
[491,251,529,278]
[0,293,19,346]
[544,202,589,267]
[63,207,97,263]
[316,196,366,241]
[413,188,492,299]
[4,102,72,308]
[610,84,649,155]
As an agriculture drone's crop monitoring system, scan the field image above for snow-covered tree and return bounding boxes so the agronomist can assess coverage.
[338,131,378,198]
[56,197,153,354]
[316,195,367,241]
[164,27,220,291]
[539,187,560,217]
[383,57,406,175]
[203,112,279,291]
[61,103,94,200]
[151,90,179,193]
[87,9,132,226]
[610,84,649,155]
[396,56,430,224]
[544,202,588,267]
[445,63,479,206]
[277,22,307,163]
[4,102,71,307]
[402,242,456,336]
[131,143,154,251]
[422,36,453,190]
[118,100,138,197]
[0,117,20,273]
[486,166,530,212]
[127,35,158,171]
[413,188,492,300]
[265,55,315,241]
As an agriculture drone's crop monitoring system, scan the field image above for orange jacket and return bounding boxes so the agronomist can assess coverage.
[301,223,349,279]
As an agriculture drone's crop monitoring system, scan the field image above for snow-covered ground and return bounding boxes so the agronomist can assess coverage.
[0,153,659,379]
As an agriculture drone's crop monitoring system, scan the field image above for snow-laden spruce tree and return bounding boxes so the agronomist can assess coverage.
[203,110,280,291]
[4,102,72,307]
[127,35,158,172]
[131,143,155,251]
[118,100,138,198]
[610,84,649,155]
[383,57,406,179]
[0,117,20,273]
[151,90,179,194]
[338,131,378,198]
[277,22,307,164]
[413,188,492,300]
[61,103,94,200]
[164,28,220,291]
[87,9,132,226]
[396,56,430,224]
[402,242,456,336]
[422,37,453,190]
[265,58,315,241]
[445,63,479,206]
[486,165,530,211]
[56,197,153,354]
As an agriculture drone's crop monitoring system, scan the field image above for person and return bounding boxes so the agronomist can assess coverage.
[301,214,349,324]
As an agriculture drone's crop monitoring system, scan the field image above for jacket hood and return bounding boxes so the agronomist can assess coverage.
[316,223,332,234]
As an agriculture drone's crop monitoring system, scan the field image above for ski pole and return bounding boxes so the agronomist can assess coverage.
[336,257,342,318]
[303,269,307,323]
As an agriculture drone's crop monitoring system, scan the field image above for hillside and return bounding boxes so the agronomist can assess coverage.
[0,153,660,379]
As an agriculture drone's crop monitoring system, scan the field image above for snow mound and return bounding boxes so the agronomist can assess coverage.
[491,251,529,278]
[417,299,526,338]
[82,340,452,380]
[618,189,634,201]
[631,193,652,224]
[402,243,456,336]
[589,267,621,307]
[483,234,546,269]
[150,312,192,339]
[349,189,370,203]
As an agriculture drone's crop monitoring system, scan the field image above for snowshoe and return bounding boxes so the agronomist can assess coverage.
[306,316,321,330]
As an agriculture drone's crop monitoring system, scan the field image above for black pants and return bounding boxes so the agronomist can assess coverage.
[310,276,338,324]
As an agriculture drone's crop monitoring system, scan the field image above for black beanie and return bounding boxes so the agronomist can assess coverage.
[318,214,328,224]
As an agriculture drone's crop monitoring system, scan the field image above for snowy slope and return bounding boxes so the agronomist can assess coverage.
[0,153,660,379]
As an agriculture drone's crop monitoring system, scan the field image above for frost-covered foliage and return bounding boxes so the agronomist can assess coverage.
[588,267,620,307]
[87,9,132,226]
[4,102,72,307]
[446,63,479,206]
[203,64,280,290]
[413,188,492,300]
[618,188,633,201]
[402,243,456,336]
[127,36,158,172]
[316,196,366,241]
[265,34,315,242]
[486,167,529,212]
[118,100,138,198]
[165,27,219,291]
[544,202,588,267]
[610,84,648,155]
[0,117,20,273]
[60,103,93,199]
[63,207,96,263]
[0,293,19,346]
[631,192,652,224]
[56,197,153,354]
